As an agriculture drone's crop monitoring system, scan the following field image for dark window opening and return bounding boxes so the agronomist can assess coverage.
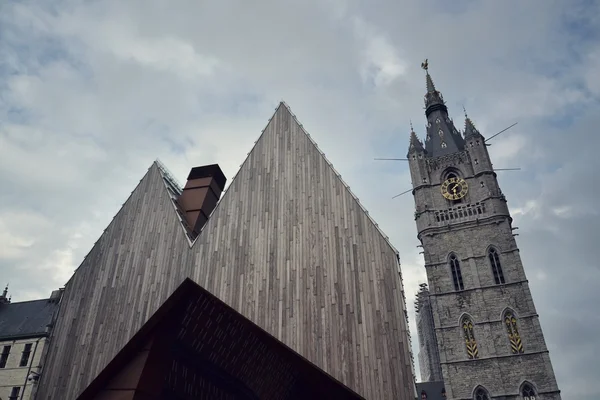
[474,388,489,400]
[0,345,10,368]
[522,383,536,400]
[9,387,21,400]
[20,343,32,367]
[489,248,505,284]
[450,254,464,291]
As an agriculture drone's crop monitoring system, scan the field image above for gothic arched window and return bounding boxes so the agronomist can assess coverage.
[522,383,536,400]
[450,254,464,291]
[462,316,479,359]
[488,247,505,284]
[504,311,524,354]
[474,387,490,400]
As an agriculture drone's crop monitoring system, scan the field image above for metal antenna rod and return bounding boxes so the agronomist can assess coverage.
[392,188,413,199]
[374,158,409,161]
[486,122,518,143]
[495,168,521,171]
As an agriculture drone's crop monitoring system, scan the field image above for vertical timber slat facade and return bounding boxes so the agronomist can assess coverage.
[37,103,415,399]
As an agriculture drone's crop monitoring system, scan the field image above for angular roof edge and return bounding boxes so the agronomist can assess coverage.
[69,162,165,283]
[278,101,400,257]
[155,104,291,249]
[76,102,401,270]
[155,101,400,264]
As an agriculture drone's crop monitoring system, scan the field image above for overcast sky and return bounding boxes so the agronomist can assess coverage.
[1,0,598,397]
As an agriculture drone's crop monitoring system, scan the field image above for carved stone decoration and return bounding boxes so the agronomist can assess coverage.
[426,151,469,171]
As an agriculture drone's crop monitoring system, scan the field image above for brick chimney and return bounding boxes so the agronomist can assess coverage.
[178,164,227,236]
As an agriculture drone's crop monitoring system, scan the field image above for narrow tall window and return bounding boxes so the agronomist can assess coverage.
[450,254,464,291]
[20,343,32,367]
[474,387,490,400]
[9,387,21,400]
[522,383,536,400]
[0,345,10,368]
[462,317,479,359]
[489,248,505,284]
[505,311,524,354]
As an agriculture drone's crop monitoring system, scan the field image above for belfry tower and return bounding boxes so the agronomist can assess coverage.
[407,61,561,400]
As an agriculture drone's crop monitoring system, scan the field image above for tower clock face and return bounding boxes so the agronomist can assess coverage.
[441,177,468,200]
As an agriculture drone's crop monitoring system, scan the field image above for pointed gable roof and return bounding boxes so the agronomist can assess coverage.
[38,101,414,400]
[175,102,399,254]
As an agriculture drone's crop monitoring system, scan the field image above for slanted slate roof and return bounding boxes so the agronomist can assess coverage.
[0,299,59,340]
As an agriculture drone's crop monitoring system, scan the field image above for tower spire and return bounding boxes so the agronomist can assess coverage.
[426,73,436,93]
[419,60,465,157]
[421,59,445,113]
[421,59,436,93]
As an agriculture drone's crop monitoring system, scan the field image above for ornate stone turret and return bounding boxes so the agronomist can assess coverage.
[407,123,431,213]
[462,108,494,175]
[408,123,426,156]
[463,110,482,139]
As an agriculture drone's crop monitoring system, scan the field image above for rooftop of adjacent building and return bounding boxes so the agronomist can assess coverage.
[0,286,62,341]
[416,381,446,400]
